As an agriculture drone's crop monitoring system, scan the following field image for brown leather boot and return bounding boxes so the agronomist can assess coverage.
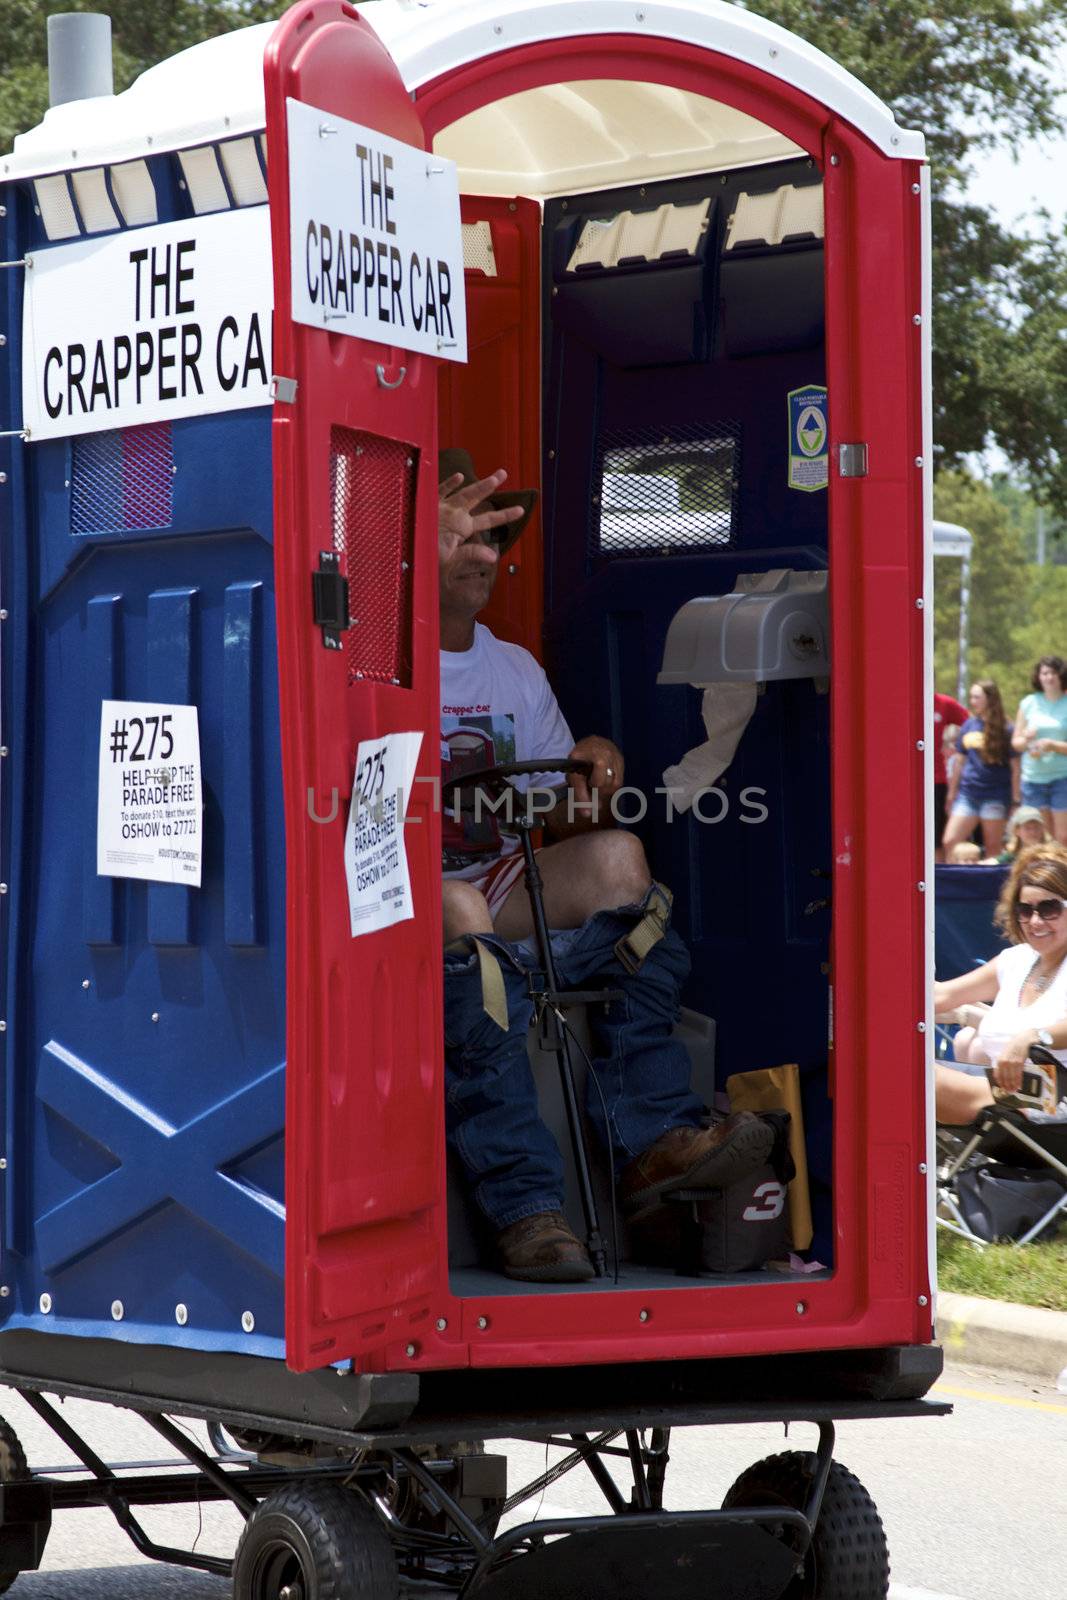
[619,1115,775,1214]
[496,1211,595,1283]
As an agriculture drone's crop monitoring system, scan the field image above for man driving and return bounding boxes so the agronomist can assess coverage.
[439,449,772,1282]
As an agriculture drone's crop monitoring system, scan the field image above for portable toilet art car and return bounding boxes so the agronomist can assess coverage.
[0,4,944,1597]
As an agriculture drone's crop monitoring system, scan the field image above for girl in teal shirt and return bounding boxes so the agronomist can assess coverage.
[1013,655,1067,843]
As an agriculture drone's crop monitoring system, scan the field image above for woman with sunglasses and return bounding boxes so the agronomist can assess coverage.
[933,844,1067,1124]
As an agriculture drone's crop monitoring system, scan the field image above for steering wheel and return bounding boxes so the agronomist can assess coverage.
[441,758,592,815]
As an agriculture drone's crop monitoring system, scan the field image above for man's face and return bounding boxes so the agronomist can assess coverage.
[439,518,501,621]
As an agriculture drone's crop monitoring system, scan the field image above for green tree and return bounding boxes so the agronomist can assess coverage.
[0,2,287,156]
[743,1,1067,505]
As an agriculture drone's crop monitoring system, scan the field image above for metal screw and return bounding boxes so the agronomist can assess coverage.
[918,1294,928,1307]
[111,1300,124,1321]
[0,1022,6,1033]
[915,597,924,609]
[913,314,922,325]
[0,206,5,217]
[507,563,518,575]
[917,881,926,892]
[241,1310,255,1333]
[82,979,90,990]
[548,449,556,459]
[0,474,6,485]
[0,610,7,621]
[477,1315,489,1330]
[39,1293,52,1314]
[0,885,6,895]
[0,1159,6,1169]
[795,1301,807,1315]
[918,1163,928,1174]
[0,334,6,346]
[916,740,925,751]
[639,1308,650,1323]
[405,1343,417,1357]
[917,1021,927,1033]
[830,154,840,166]
[0,1287,9,1298]
[493,23,502,33]
[912,183,921,195]
[769,47,778,57]
[151,1012,159,1023]
[915,456,924,467]
[435,1317,447,1331]
[175,1303,188,1325]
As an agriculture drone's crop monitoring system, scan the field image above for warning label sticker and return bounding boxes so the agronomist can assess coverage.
[788,385,828,492]
[97,700,203,884]
[344,730,423,937]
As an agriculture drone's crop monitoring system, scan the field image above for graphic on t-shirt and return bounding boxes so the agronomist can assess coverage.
[441,713,517,874]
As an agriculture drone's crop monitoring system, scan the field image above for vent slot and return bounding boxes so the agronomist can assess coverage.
[330,429,416,687]
[592,421,740,562]
[70,422,174,534]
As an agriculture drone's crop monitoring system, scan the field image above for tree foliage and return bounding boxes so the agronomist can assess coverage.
[743,1,1067,504]
[0,3,287,156]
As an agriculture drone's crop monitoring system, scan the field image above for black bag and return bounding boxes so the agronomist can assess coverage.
[630,1112,795,1274]
[954,1162,1066,1243]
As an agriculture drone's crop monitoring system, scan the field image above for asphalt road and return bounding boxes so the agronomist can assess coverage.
[1,1360,1063,1599]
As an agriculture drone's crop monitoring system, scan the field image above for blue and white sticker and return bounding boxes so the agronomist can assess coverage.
[788,385,828,492]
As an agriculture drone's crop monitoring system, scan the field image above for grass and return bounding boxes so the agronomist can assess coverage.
[937,1231,1067,1312]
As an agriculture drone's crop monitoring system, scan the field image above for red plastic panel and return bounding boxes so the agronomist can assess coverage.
[265,1,448,1372]
[438,197,543,656]
[330,427,416,687]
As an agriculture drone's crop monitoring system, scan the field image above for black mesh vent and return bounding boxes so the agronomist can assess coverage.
[330,428,416,688]
[71,422,174,535]
[591,421,741,561]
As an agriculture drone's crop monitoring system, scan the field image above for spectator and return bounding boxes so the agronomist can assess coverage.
[1012,656,1067,845]
[997,804,1051,864]
[948,841,983,865]
[940,679,1017,860]
[933,690,968,861]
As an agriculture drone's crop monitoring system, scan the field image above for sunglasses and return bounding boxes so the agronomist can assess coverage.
[1016,897,1067,923]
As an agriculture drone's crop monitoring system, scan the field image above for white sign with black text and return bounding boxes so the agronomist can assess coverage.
[97,700,203,886]
[22,206,273,441]
[287,96,467,362]
[344,730,423,937]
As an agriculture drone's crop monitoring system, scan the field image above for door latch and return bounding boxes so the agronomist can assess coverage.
[311,551,349,651]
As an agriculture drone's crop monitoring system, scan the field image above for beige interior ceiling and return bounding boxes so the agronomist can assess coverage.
[434,79,805,199]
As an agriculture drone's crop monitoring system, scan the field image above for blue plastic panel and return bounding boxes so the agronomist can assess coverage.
[0,177,287,1359]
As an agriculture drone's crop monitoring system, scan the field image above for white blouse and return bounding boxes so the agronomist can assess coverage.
[974,943,1067,1068]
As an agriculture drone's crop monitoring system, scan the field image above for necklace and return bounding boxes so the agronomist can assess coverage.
[1028,957,1060,993]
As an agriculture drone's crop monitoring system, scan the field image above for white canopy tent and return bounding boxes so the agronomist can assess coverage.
[933,519,974,702]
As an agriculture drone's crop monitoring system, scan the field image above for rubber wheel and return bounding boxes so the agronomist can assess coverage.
[232,1481,398,1600]
[0,1413,30,1596]
[721,1450,889,1600]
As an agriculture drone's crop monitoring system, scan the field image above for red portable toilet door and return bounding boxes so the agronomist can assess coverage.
[265,2,447,1372]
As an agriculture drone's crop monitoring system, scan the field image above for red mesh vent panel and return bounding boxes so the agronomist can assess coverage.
[329,429,416,687]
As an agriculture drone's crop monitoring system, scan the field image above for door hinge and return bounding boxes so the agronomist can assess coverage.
[311,551,349,651]
[837,442,868,478]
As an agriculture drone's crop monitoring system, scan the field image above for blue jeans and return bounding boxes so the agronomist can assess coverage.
[1021,775,1067,812]
[443,885,704,1229]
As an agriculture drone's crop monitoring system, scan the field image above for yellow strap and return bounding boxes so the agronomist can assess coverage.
[472,937,510,1032]
[614,881,673,975]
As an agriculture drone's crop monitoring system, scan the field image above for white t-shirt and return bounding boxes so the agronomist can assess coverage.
[440,623,573,880]
[974,943,1067,1068]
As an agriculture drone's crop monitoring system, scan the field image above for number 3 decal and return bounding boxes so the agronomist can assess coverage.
[743,1181,787,1223]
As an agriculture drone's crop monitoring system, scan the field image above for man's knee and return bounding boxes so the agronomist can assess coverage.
[578,829,652,913]
[443,879,493,943]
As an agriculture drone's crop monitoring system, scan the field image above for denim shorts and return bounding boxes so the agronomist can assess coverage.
[950,792,1008,822]
[1021,775,1067,812]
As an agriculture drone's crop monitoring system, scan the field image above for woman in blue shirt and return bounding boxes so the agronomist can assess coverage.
[1012,655,1067,844]
[943,678,1017,858]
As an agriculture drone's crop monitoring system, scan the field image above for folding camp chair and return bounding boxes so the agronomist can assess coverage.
[937,1102,1067,1247]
